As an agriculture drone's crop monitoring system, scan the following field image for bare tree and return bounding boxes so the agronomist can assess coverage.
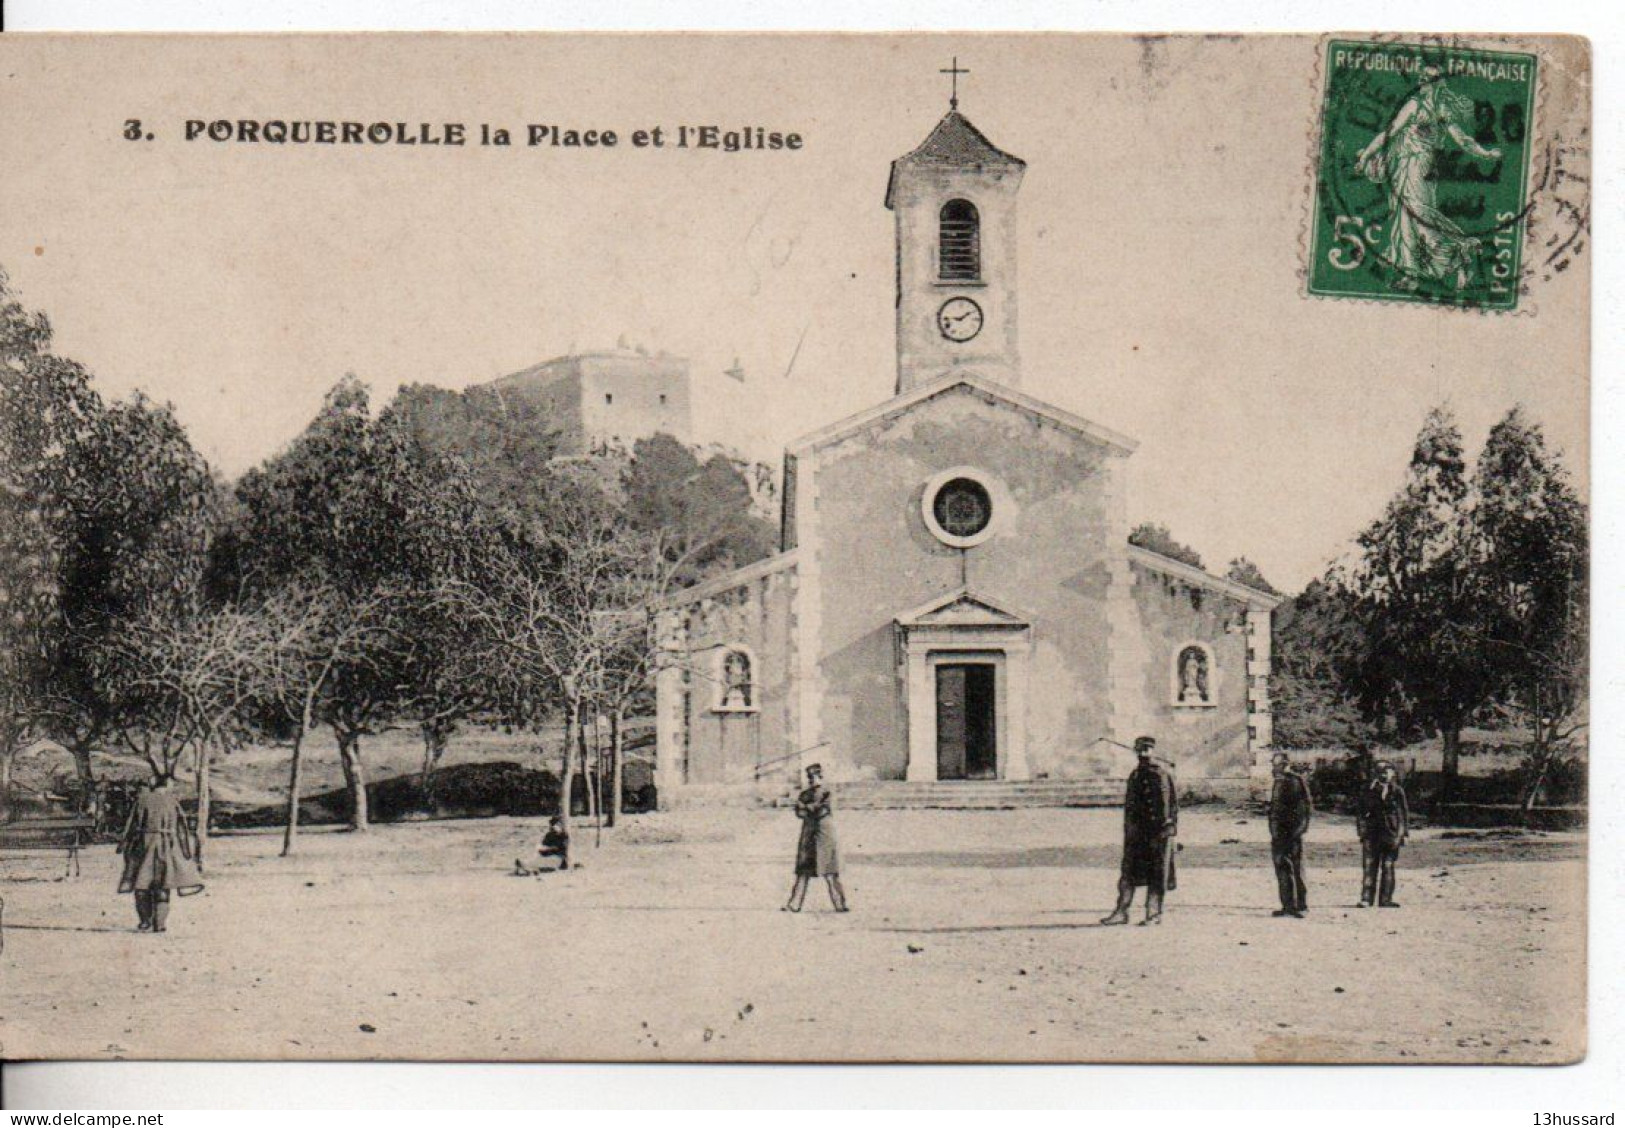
[250,582,406,847]
[88,599,270,862]
[449,473,687,840]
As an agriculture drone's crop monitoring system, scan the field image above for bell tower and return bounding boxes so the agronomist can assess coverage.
[885,64,1026,395]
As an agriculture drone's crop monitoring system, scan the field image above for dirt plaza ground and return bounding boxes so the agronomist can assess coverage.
[0,805,1585,1063]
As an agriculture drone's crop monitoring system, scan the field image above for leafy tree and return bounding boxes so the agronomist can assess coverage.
[373,401,505,808]
[1341,407,1490,794]
[52,394,220,795]
[0,270,102,815]
[623,434,775,585]
[227,376,506,830]
[1469,407,1587,809]
[1269,576,1373,749]
[1128,522,1204,569]
[228,376,415,830]
[384,382,560,516]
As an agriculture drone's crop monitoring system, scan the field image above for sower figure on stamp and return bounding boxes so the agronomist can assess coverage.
[1101,736,1177,926]
[1357,760,1409,908]
[1268,752,1313,918]
[783,763,849,913]
[117,776,204,933]
[1352,67,1502,292]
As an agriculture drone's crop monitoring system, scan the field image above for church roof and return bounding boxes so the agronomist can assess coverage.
[1127,544,1286,610]
[885,110,1025,209]
[655,549,799,610]
[785,370,1138,458]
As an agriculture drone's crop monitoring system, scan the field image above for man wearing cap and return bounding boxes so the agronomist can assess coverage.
[1268,751,1313,917]
[783,762,849,913]
[1356,760,1409,907]
[1101,736,1178,926]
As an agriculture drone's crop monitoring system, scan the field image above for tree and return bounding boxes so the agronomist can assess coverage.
[229,377,418,830]
[14,389,218,820]
[384,381,560,516]
[248,582,401,854]
[92,599,267,860]
[1269,576,1373,749]
[1128,522,1204,569]
[623,434,775,585]
[1469,408,1587,811]
[1341,407,1490,795]
[0,270,102,816]
[373,400,504,809]
[1225,557,1280,597]
[453,470,679,840]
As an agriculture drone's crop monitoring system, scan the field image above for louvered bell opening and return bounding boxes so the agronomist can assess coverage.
[938,199,980,282]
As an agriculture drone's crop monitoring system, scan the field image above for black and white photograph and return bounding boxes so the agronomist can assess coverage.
[0,30,1593,1071]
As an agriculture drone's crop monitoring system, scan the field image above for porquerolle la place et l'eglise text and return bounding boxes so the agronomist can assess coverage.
[178,118,803,151]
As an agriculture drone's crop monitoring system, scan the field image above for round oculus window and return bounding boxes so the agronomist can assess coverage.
[931,477,993,540]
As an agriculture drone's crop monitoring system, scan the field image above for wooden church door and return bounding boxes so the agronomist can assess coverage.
[936,663,997,780]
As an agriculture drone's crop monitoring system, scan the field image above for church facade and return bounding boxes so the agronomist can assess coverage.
[653,105,1282,800]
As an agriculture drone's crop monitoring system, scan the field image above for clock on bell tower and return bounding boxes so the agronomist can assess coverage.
[884,63,1026,395]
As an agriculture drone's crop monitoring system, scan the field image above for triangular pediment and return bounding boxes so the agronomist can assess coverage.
[787,372,1138,459]
[895,587,1032,629]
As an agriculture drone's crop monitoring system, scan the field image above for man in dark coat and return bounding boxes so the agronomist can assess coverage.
[117,776,204,933]
[1268,751,1313,917]
[783,763,848,912]
[1357,760,1409,907]
[1101,736,1178,926]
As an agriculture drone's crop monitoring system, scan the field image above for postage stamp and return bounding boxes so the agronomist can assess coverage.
[1308,38,1538,310]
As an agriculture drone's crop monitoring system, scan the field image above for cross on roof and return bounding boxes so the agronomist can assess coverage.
[940,56,969,110]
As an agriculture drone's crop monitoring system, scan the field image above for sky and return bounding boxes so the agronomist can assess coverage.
[0,33,1589,592]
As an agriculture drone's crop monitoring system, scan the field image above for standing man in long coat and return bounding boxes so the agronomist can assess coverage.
[117,776,204,933]
[1101,736,1178,926]
[782,763,849,913]
[1268,752,1313,917]
[1357,760,1409,907]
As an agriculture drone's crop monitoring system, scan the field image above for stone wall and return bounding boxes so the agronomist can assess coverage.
[485,350,692,456]
[807,384,1125,781]
[1126,559,1254,779]
[577,353,692,452]
[891,163,1023,393]
[667,559,798,786]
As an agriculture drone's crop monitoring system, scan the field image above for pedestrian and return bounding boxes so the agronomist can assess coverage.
[1268,751,1313,917]
[117,776,204,933]
[1101,736,1178,926]
[783,763,848,912]
[1357,760,1409,907]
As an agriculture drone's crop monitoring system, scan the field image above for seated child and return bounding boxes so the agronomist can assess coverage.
[514,817,573,876]
[538,817,571,871]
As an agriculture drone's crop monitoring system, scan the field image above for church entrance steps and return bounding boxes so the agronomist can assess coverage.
[832,779,1124,810]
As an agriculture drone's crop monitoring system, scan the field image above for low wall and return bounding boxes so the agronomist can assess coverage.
[1430,804,1587,832]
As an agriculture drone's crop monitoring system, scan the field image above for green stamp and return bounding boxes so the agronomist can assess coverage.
[1309,39,1537,310]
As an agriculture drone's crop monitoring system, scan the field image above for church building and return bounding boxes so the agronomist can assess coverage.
[653,96,1282,805]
